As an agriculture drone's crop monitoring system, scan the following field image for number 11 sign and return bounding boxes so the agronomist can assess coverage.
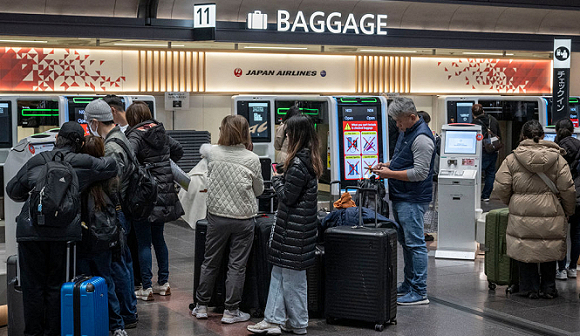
[194,3,216,28]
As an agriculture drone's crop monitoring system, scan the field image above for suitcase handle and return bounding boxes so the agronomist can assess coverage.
[347,186,380,228]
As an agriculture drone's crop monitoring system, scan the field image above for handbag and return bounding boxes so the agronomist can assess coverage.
[479,118,503,154]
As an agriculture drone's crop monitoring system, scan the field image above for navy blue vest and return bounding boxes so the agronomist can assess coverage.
[389,118,436,203]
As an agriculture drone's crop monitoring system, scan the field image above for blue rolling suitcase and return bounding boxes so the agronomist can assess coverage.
[61,242,109,336]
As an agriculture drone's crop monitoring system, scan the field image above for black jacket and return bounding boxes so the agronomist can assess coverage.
[269,148,318,270]
[6,146,117,242]
[473,114,501,140]
[126,120,185,223]
[557,135,580,206]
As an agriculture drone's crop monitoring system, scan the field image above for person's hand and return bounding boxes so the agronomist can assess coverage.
[373,162,390,170]
[372,166,391,179]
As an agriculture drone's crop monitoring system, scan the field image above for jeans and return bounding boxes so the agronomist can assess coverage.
[519,261,557,294]
[134,220,169,290]
[558,211,580,271]
[77,249,124,331]
[196,213,254,310]
[19,241,67,336]
[392,201,429,297]
[127,221,141,287]
[481,151,498,199]
[264,266,308,329]
[111,211,138,324]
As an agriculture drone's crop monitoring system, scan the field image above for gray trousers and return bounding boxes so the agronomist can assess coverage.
[195,212,254,310]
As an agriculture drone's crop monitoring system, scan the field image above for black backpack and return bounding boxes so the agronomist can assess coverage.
[110,138,158,221]
[82,187,121,253]
[29,152,80,227]
[357,175,389,218]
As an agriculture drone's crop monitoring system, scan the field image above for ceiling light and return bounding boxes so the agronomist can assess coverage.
[0,39,48,43]
[462,52,514,56]
[113,43,184,47]
[243,46,308,50]
[359,50,417,53]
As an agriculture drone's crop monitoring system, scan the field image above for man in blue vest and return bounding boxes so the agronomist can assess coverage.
[373,97,435,306]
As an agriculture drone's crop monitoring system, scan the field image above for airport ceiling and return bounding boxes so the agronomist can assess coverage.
[3,0,580,36]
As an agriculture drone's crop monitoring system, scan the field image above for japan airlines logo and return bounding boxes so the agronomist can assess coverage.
[234,68,243,77]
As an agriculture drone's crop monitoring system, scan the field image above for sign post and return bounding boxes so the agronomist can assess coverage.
[552,39,571,124]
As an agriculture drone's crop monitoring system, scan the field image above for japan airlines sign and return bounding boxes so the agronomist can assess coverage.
[247,10,387,35]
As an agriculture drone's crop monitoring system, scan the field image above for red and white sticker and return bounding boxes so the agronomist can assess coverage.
[29,144,35,154]
[476,134,483,141]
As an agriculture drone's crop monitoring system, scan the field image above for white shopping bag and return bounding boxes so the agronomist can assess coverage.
[247,10,268,29]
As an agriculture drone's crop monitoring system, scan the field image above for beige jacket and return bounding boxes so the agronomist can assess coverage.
[274,123,289,163]
[493,139,576,263]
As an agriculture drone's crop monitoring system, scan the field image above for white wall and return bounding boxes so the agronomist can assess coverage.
[154,95,232,143]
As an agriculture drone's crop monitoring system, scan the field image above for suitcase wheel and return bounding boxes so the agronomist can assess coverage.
[488,282,496,290]
[389,319,397,325]
[375,324,385,332]
[189,303,195,311]
[506,284,518,295]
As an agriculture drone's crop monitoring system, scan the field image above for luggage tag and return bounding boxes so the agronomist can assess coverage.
[37,204,45,226]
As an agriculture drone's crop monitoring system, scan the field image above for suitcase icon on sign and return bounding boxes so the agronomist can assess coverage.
[247,10,268,29]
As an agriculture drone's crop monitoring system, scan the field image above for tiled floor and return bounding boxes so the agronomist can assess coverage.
[1,215,579,335]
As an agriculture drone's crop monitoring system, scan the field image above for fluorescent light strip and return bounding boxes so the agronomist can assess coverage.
[462,52,514,56]
[359,50,417,53]
[244,46,308,50]
[113,43,185,47]
[0,39,48,43]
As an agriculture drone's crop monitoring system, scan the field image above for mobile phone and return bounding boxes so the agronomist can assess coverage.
[271,163,278,174]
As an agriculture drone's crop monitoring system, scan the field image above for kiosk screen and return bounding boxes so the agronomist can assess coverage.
[546,97,580,127]
[340,105,380,181]
[0,101,11,148]
[17,100,59,128]
[275,101,325,124]
[66,96,127,136]
[544,133,577,142]
[444,131,477,155]
[236,101,271,143]
[457,102,474,123]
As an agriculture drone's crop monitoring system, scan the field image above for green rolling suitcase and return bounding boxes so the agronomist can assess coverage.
[484,208,519,294]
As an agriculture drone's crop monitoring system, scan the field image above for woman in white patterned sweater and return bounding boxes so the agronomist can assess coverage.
[192,115,264,324]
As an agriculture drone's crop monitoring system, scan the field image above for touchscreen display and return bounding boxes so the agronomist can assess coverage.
[341,106,379,180]
[444,131,477,155]
[456,102,473,123]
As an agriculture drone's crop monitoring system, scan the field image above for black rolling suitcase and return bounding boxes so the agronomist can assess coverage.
[306,245,325,318]
[325,187,397,331]
[7,255,24,336]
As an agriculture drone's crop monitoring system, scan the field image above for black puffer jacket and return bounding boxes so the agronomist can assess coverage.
[269,148,318,270]
[126,120,185,223]
[557,135,580,206]
[6,146,117,242]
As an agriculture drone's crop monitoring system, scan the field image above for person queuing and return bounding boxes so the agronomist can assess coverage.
[85,99,138,328]
[554,119,580,280]
[77,135,128,336]
[6,122,117,336]
[104,94,130,133]
[494,120,575,299]
[274,102,301,163]
[125,102,184,301]
[471,104,501,202]
[372,97,435,306]
[192,115,264,323]
[248,115,322,335]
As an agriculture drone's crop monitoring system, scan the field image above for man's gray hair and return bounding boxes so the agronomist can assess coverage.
[388,97,417,119]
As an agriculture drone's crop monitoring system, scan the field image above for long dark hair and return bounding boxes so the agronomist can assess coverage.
[284,115,323,178]
[555,118,574,143]
[283,101,302,123]
[520,120,544,143]
[82,135,118,210]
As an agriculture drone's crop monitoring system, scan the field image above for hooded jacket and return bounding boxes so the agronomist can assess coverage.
[104,125,133,202]
[556,135,580,207]
[126,120,185,223]
[493,139,576,263]
[6,146,117,242]
[269,148,318,270]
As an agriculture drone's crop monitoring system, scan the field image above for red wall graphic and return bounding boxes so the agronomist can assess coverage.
[0,47,128,91]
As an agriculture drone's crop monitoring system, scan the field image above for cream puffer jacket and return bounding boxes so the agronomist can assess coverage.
[493,139,576,263]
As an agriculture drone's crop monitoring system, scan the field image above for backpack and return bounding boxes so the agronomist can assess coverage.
[29,151,80,227]
[82,187,121,253]
[110,138,158,221]
[357,175,389,218]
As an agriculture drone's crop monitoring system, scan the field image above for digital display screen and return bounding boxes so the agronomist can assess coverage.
[456,102,473,123]
[341,106,379,180]
[17,100,60,128]
[0,101,11,147]
[248,103,269,139]
[544,133,578,142]
[444,131,477,155]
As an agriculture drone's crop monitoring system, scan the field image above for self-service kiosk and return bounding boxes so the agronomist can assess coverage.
[4,129,59,258]
[233,95,388,194]
[435,124,483,260]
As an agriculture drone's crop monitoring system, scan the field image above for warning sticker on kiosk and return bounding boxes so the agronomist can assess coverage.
[342,119,379,180]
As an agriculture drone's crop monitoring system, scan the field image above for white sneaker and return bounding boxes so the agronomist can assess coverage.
[135,287,154,301]
[568,268,577,278]
[556,269,568,280]
[247,320,282,334]
[153,282,171,296]
[112,329,128,336]
[192,303,208,319]
[221,309,251,324]
[281,324,307,335]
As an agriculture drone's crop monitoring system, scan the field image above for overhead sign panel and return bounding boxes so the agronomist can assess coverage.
[552,39,571,123]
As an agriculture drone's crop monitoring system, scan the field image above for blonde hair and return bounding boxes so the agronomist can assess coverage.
[218,115,252,150]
